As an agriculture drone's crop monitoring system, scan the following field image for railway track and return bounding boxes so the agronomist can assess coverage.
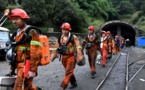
[95,48,129,90]
[95,47,145,90]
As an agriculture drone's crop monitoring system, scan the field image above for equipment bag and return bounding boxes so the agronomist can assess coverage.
[25,26,50,66]
[12,26,51,66]
[39,35,50,65]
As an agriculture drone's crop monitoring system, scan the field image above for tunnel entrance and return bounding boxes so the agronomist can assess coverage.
[99,20,138,46]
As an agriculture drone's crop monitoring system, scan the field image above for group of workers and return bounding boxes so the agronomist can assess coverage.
[5,8,126,90]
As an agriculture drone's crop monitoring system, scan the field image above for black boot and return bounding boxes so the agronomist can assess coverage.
[102,65,106,68]
[91,73,95,79]
[37,87,42,90]
[69,76,77,89]
[69,82,77,89]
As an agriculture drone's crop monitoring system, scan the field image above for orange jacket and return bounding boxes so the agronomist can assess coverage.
[108,36,115,51]
[100,37,108,50]
[120,37,125,45]
[15,27,42,72]
[51,33,83,62]
[82,34,100,50]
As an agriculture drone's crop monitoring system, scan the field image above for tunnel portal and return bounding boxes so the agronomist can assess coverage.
[99,20,139,46]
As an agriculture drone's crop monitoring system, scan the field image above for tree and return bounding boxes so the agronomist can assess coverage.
[0,0,7,17]
[46,0,87,32]
[21,0,47,26]
[117,1,135,14]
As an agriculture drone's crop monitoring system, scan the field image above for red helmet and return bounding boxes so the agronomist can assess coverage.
[8,8,30,19]
[60,22,71,30]
[107,31,111,34]
[88,26,95,31]
[100,30,106,35]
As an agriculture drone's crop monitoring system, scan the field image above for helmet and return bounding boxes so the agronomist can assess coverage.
[60,22,71,30]
[115,35,118,38]
[100,30,106,35]
[107,31,111,34]
[8,8,30,19]
[5,48,13,63]
[88,26,95,31]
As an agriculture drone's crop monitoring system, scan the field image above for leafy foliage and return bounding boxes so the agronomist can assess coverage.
[21,0,47,26]
[117,1,135,14]
[0,0,7,16]
[3,0,145,32]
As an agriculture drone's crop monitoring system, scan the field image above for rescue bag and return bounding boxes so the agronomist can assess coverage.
[77,56,86,66]
[39,35,50,65]
[10,26,51,66]
[24,26,51,66]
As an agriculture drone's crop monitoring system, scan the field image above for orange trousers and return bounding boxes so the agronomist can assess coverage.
[87,49,97,74]
[61,55,76,89]
[13,63,37,90]
[101,49,108,66]
[112,46,119,54]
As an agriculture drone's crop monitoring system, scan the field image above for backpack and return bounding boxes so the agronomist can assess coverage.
[25,26,50,66]
[11,26,50,66]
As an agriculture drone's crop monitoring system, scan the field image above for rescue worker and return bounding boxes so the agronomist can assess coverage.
[51,22,83,90]
[106,31,115,60]
[7,8,42,90]
[82,26,100,78]
[113,35,120,54]
[100,31,108,67]
[120,36,125,49]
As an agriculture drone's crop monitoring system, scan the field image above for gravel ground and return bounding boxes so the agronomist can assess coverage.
[0,46,145,90]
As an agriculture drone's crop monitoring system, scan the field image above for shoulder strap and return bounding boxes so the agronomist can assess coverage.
[66,33,74,45]
[58,33,74,46]
[87,33,97,43]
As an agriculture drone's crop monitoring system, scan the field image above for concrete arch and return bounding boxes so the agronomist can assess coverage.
[99,20,139,45]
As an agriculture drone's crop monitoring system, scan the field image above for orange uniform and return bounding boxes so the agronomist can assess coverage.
[113,35,120,54]
[107,36,115,59]
[100,31,108,67]
[120,37,125,49]
[82,33,100,77]
[13,27,42,90]
[82,26,100,78]
[8,8,42,90]
[51,23,83,90]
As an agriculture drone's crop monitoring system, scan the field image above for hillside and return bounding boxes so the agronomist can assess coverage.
[0,0,145,34]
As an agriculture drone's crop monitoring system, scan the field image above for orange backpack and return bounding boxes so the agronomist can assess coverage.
[39,35,50,66]
[24,26,50,66]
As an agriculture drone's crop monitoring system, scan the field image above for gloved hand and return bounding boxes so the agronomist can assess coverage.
[51,57,55,62]
[27,71,36,79]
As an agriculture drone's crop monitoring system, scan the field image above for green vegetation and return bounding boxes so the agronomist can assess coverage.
[1,0,145,33]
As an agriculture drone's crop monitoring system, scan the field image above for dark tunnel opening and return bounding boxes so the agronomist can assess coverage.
[100,22,136,46]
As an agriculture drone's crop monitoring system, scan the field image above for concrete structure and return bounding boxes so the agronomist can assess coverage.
[99,20,139,46]
[44,20,145,46]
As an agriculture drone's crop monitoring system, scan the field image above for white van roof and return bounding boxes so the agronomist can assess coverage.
[0,27,9,32]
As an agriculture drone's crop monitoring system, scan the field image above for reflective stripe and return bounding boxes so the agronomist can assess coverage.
[30,41,41,46]
[19,46,30,51]
[76,45,82,49]
[53,47,57,50]
[67,47,74,51]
